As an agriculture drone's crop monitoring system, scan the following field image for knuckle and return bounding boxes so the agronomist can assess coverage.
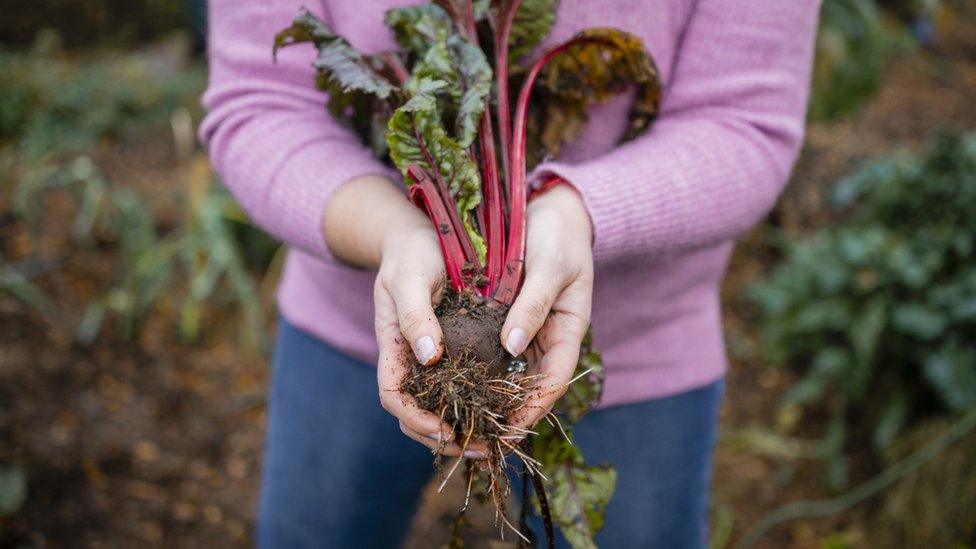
[373,277,387,300]
[399,308,429,336]
[520,296,551,324]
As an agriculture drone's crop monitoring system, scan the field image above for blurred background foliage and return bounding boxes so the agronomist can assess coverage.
[751,134,976,489]
[0,28,275,351]
[0,0,202,50]
[1,0,975,547]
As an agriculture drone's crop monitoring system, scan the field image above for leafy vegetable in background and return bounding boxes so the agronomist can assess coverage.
[274,2,661,546]
[751,132,976,487]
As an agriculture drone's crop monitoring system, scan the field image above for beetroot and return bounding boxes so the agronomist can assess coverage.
[437,290,509,372]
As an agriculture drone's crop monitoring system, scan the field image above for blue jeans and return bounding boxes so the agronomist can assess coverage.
[258,319,723,548]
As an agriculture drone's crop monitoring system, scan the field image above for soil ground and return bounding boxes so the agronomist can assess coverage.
[2,10,976,548]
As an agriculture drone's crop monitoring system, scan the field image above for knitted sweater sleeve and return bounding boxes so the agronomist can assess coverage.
[198,0,399,261]
[533,0,821,262]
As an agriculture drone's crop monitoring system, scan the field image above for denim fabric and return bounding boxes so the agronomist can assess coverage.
[258,318,723,548]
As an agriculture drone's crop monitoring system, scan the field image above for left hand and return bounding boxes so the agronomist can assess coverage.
[500,183,594,433]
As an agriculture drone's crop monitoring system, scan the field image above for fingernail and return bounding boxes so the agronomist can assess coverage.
[415,336,436,364]
[506,327,528,356]
[427,432,444,441]
[464,450,485,459]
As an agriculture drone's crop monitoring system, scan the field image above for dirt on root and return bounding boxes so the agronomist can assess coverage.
[400,289,537,534]
[436,288,510,374]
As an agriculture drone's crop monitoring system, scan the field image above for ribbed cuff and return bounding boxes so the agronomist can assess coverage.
[530,155,669,263]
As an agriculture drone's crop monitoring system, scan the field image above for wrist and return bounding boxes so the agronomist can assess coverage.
[528,181,593,245]
[380,213,435,261]
[324,174,429,268]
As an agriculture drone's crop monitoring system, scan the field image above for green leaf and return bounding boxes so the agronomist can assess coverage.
[385,4,454,58]
[533,421,616,549]
[844,295,886,398]
[448,36,492,147]
[552,327,605,424]
[274,10,396,100]
[923,341,976,412]
[824,408,849,490]
[410,34,492,147]
[275,9,397,156]
[527,27,661,164]
[810,0,892,121]
[782,347,851,405]
[386,78,486,262]
[530,330,611,547]
[891,303,948,340]
[782,373,827,406]
[0,262,58,321]
[381,9,493,262]
[493,0,559,67]
[0,464,27,516]
[872,389,908,451]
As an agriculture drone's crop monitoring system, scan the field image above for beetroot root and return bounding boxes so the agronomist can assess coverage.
[437,289,509,374]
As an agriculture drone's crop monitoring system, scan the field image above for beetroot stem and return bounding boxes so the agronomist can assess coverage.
[407,165,469,292]
[494,36,606,305]
[479,103,506,296]
[379,52,409,85]
[494,0,522,187]
[412,125,481,271]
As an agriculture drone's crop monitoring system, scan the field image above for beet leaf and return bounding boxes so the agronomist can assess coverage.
[533,420,616,549]
[552,328,605,423]
[490,0,558,68]
[527,27,662,164]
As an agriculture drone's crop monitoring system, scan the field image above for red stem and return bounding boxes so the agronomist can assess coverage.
[479,102,506,296]
[379,52,409,86]
[413,125,481,270]
[494,37,604,304]
[531,468,556,549]
[407,165,468,292]
[494,0,522,188]
[462,0,478,39]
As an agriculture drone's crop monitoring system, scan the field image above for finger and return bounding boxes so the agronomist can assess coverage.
[500,263,565,357]
[399,423,488,459]
[391,273,444,366]
[375,285,453,440]
[509,325,587,431]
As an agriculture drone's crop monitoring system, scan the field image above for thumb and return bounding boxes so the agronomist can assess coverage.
[392,277,444,366]
[501,267,562,357]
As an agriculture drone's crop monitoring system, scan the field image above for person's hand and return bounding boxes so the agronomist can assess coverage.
[501,184,594,433]
[372,216,490,459]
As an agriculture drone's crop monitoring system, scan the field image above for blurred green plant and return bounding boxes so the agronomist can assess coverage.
[0,35,204,156]
[751,132,976,487]
[0,41,276,351]
[811,0,896,121]
[810,0,953,121]
[0,0,188,49]
[0,464,27,518]
[61,156,270,349]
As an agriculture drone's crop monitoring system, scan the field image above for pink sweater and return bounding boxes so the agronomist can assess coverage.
[200,0,819,407]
